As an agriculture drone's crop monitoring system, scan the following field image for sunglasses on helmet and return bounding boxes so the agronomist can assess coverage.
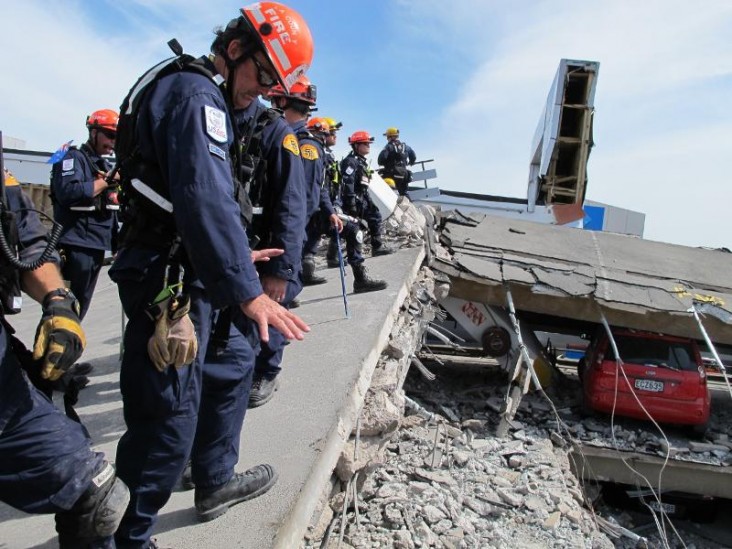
[250,55,278,88]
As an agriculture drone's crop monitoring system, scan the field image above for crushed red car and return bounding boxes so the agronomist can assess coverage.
[578,327,710,433]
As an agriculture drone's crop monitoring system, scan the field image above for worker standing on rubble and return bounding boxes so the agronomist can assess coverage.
[108,3,312,545]
[50,110,120,320]
[337,131,390,293]
[0,165,129,547]
[377,127,416,196]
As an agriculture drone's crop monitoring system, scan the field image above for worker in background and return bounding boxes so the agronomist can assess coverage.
[108,3,312,545]
[0,166,129,547]
[299,117,343,285]
[226,76,312,409]
[377,127,416,196]
[322,117,345,269]
[269,80,343,286]
[50,110,120,320]
[338,131,390,293]
[342,131,393,258]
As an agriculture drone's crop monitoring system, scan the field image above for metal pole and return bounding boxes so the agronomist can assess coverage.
[334,227,349,318]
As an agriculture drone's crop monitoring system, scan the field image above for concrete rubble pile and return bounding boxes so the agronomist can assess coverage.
[306,362,614,549]
[542,377,732,467]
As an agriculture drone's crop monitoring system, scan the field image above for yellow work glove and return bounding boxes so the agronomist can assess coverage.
[33,290,87,381]
[147,294,198,372]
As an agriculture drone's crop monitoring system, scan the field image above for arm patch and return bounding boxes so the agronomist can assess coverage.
[282,134,300,156]
[300,144,319,161]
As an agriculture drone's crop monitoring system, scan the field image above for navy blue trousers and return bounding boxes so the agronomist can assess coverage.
[0,327,105,540]
[189,310,255,487]
[61,246,105,320]
[114,264,258,547]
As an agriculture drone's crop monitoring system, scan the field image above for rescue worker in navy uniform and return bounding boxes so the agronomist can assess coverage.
[0,168,129,548]
[51,110,120,320]
[341,131,394,259]
[322,117,346,269]
[243,83,341,408]
[298,117,343,285]
[377,127,416,196]
[268,79,343,286]
[329,132,389,293]
[108,3,312,546]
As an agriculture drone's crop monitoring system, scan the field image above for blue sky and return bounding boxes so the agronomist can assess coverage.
[2,1,731,248]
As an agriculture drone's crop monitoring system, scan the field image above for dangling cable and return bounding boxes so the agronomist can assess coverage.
[689,304,732,400]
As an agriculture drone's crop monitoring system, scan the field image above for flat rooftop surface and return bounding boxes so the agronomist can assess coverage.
[0,246,424,548]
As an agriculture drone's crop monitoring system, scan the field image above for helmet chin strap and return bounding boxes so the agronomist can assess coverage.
[221,43,257,105]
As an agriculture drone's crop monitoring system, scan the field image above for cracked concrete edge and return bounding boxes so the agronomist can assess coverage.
[273,246,427,549]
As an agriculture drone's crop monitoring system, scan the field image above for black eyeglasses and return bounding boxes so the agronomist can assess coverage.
[99,128,116,140]
[251,56,278,88]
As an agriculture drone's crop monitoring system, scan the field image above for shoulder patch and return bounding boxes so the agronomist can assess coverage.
[344,166,355,176]
[282,134,300,156]
[300,143,319,161]
[62,158,74,171]
[204,105,228,143]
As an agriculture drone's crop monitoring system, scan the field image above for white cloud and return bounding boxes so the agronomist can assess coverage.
[402,0,732,247]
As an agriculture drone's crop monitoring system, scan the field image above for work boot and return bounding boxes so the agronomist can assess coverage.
[194,464,278,523]
[352,263,387,294]
[372,243,394,256]
[302,255,327,286]
[248,375,279,408]
[180,461,194,491]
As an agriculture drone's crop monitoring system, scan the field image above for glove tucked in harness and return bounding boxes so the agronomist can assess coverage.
[146,292,197,372]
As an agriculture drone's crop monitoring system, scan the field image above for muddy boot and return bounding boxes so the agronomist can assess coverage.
[352,262,387,294]
[302,255,327,285]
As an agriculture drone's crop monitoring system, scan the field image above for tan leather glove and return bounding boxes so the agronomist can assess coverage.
[33,290,87,381]
[147,294,198,372]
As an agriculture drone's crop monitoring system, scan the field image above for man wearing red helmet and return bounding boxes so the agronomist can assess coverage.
[336,131,391,293]
[108,2,313,545]
[50,109,120,320]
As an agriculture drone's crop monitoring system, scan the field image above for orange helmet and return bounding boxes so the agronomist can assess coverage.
[306,117,330,134]
[348,131,374,145]
[268,75,316,104]
[86,109,119,132]
[240,2,314,93]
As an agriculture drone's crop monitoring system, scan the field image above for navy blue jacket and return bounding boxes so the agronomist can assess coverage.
[234,100,307,283]
[50,143,117,251]
[340,150,372,217]
[291,121,335,219]
[110,58,262,308]
[377,140,416,169]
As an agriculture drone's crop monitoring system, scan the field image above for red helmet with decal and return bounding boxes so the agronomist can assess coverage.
[85,109,119,132]
[267,75,316,104]
[306,117,330,134]
[240,2,314,93]
[348,130,374,145]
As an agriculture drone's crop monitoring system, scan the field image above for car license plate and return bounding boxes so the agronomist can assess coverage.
[648,501,676,514]
[634,379,664,392]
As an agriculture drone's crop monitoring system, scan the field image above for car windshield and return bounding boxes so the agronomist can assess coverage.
[608,335,698,372]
